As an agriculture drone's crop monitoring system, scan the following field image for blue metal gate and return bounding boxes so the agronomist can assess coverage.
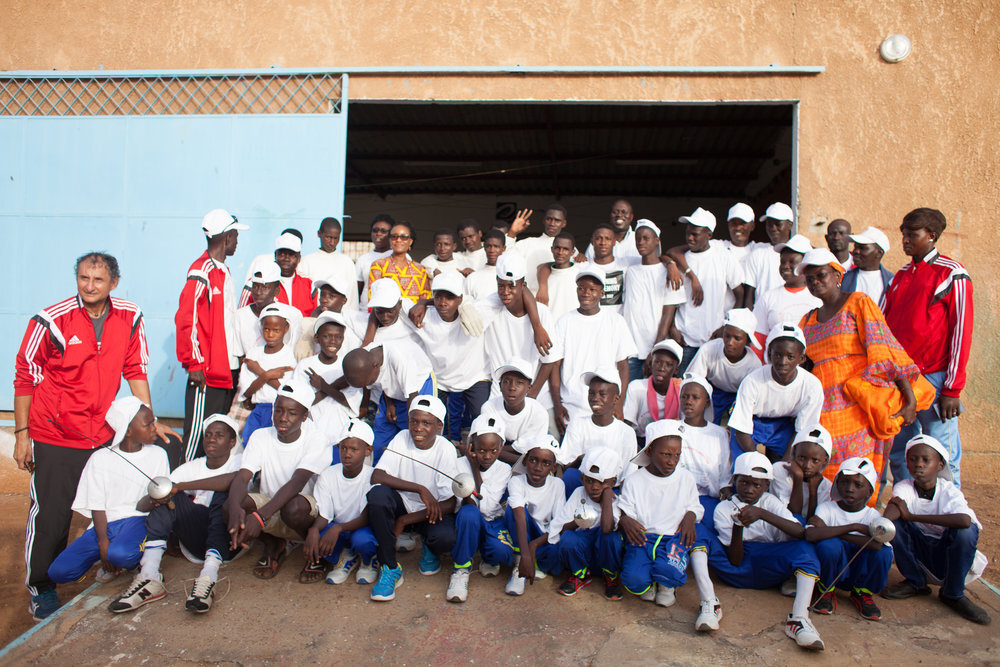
[0,70,349,416]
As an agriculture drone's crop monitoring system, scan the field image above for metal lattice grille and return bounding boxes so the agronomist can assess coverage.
[0,73,344,116]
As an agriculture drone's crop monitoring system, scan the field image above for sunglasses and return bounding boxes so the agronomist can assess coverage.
[389,233,411,240]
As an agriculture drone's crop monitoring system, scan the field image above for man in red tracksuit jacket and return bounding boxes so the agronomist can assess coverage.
[14,252,170,620]
[175,209,247,462]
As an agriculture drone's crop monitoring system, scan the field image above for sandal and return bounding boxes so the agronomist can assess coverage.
[298,560,328,584]
[252,548,288,580]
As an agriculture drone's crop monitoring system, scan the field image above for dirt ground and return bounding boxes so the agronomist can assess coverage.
[1,428,999,663]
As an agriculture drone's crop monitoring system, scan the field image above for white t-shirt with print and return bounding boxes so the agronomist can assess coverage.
[480,396,550,444]
[583,258,641,317]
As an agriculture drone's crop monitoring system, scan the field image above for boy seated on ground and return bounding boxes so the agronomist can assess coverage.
[622,338,683,441]
[618,420,720,633]
[686,308,762,425]
[504,434,566,596]
[225,381,331,581]
[806,457,893,622]
[302,419,379,586]
[881,435,991,625]
[728,322,823,463]
[675,374,730,531]
[48,397,170,590]
[480,359,550,464]
[558,368,638,496]
[770,425,833,522]
[550,447,625,600]
[367,396,459,602]
[710,452,825,651]
[238,303,297,443]
[109,414,242,614]
[447,414,514,603]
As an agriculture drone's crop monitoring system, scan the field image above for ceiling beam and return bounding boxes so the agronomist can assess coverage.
[346,149,775,162]
[347,119,787,132]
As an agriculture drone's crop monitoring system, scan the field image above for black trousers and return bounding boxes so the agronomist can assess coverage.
[182,371,238,462]
[366,485,457,568]
[145,491,235,560]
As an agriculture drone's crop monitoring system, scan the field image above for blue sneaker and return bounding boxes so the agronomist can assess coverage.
[418,544,441,575]
[29,589,62,621]
[370,564,404,601]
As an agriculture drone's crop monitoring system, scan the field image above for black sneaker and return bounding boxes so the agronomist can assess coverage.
[881,580,932,600]
[603,573,623,601]
[940,593,992,625]
[811,589,836,615]
[850,588,881,621]
[557,575,591,597]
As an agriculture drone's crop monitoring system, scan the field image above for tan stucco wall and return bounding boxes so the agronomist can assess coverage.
[5,0,999,474]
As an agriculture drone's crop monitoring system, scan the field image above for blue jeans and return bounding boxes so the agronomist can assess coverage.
[438,380,491,442]
[558,526,624,577]
[48,515,148,583]
[889,371,963,486]
[891,520,978,599]
[452,504,515,568]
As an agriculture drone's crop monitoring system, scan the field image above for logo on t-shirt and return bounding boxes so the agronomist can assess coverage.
[212,287,223,296]
[601,270,625,306]
[67,335,82,346]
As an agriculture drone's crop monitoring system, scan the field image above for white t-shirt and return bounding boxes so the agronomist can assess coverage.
[407,305,490,392]
[369,339,433,401]
[687,338,762,394]
[548,486,621,544]
[217,260,240,370]
[346,309,419,346]
[72,445,170,523]
[170,450,243,508]
[677,420,731,498]
[511,234,561,291]
[770,461,833,513]
[622,378,678,437]
[238,344,297,403]
[232,304,304,359]
[298,250,359,311]
[313,463,373,523]
[754,286,821,334]
[507,474,565,533]
[623,262,686,357]
[617,467,703,536]
[465,266,498,301]
[585,258,640,316]
[714,492,797,546]
[728,366,824,435]
[292,354,364,439]
[891,478,980,538]
[549,308,637,418]
[375,431,459,513]
[812,500,882,536]
[481,295,557,402]
[585,228,641,262]
[457,457,512,521]
[559,417,638,482]
[744,245,782,294]
[675,244,744,347]
[457,247,487,272]
[421,254,467,276]
[480,396,550,444]
[356,249,393,307]
[718,239,769,269]
[838,255,855,272]
[856,270,887,305]
[544,264,582,320]
[241,425,331,497]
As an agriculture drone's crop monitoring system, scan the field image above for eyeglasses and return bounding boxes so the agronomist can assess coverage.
[389,234,411,240]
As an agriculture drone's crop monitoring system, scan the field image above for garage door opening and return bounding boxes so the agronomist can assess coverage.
[343,101,795,255]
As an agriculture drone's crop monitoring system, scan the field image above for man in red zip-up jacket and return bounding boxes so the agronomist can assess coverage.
[13,252,172,620]
[175,209,247,462]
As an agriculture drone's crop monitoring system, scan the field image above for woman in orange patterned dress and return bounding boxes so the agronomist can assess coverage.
[798,249,920,489]
[368,221,432,304]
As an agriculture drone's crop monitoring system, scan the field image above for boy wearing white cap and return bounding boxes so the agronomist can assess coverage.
[109,413,243,614]
[550,447,625,599]
[297,217,359,312]
[48,397,170,592]
[752,234,821,352]
[882,435,990,624]
[742,202,796,309]
[272,231,318,318]
[623,219,686,381]
[618,421,719,629]
[349,278,421,346]
[842,226,894,307]
[676,374,731,529]
[687,308,762,424]
[238,303,297,444]
[806,457,893,621]
[480,359,551,463]
[448,414,514,602]
[504,434,566,595]
[729,322,823,463]
[368,396,459,601]
[225,381,331,581]
[770,425,833,522]
[232,261,297,359]
[622,339,683,439]
[710,451,824,650]
[303,419,378,586]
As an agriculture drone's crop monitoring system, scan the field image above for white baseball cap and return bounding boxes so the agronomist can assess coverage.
[512,433,563,473]
[469,413,505,441]
[314,310,348,332]
[275,232,302,253]
[679,373,713,402]
[580,446,622,482]
[650,338,684,362]
[313,273,353,298]
[831,456,878,500]
[581,366,621,392]
[339,418,375,447]
[760,202,794,222]
[679,207,717,232]
[105,395,150,448]
[634,419,685,467]
[635,219,661,237]
[794,424,833,458]
[795,247,844,276]
[732,451,774,481]
[723,308,762,349]
[202,413,241,441]
[276,379,314,411]
[849,226,891,253]
[257,302,293,323]
[250,261,281,284]
[408,394,447,423]
[201,209,247,237]
[431,270,465,297]
[765,322,807,352]
[368,278,403,309]
[776,233,813,255]
[904,434,953,481]
[496,251,527,282]
[576,265,606,286]
[492,357,534,383]
[727,203,755,223]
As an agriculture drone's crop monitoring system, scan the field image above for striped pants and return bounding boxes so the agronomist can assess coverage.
[182,372,237,462]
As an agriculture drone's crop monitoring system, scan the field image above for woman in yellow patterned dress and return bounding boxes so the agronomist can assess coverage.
[368,221,432,304]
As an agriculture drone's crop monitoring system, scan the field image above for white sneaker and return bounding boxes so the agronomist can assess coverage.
[185,575,215,614]
[479,562,500,578]
[325,550,359,585]
[356,557,378,585]
[639,586,656,602]
[655,585,676,607]
[107,575,166,613]
[95,567,119,584]
[785,614,825,651]
[695,598,722,631]
[505,557,526,596]
[396,532,418,552]
[534,564,547,580]
[447,568,470,603]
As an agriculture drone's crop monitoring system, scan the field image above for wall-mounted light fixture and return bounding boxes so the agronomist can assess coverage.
[879,34,912,63]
